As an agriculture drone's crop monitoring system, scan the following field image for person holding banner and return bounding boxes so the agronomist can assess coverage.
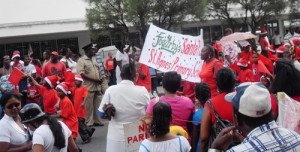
[199,44,223,97]
[140,102,191,152]
[98,63,150,152]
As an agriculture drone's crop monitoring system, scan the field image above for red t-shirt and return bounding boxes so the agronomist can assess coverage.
[295,47,300,62]
[182,81,195,101]
[260,37,269,51]
[199,59,223,97]
[59,96,79,138]
[27,85,40,104]
[35,65,42,77]
[237,69,253,83]
[105,58,114,71]
[42,61,66,77]
[38,85,59,114]
[72,86,88,119]
[136,63,151,92]
[205,93,234,125]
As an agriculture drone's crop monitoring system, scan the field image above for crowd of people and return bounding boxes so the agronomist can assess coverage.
[0,25,299,152]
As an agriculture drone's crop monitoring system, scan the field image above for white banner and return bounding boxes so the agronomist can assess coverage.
[139,24,204,82]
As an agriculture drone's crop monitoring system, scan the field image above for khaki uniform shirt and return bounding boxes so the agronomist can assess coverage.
[77,55,101,91]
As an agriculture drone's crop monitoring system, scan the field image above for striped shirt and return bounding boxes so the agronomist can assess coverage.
[228,121,300,152]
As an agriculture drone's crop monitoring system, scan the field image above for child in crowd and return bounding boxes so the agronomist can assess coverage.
[28,75,60,115]
[177,80,196,102]
[72,75,95,144]
[251,53,272,82]
[27,78,40,105]
[236,58,253,83]
[55,82,79,139]
[191,82,211,152]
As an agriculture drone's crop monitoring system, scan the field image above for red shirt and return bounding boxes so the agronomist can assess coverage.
[136,63,151,92]
[38,85,59,114]
[252,61,271,82]
[72,86,88,119]
[205,93,234,125]
[42,61,66,77]
[237,69,253,83]
[27,85,40,104]
[199,59,223,97]
[182,81,195,101]
[260,37,270,51]
[59,96,79,138]
[295,47,300,62]
[105,57,114,71]
[35,65,42,77]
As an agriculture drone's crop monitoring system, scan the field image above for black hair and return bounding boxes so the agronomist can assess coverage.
[149,101,172,137]
[162,71,181,93]
[60,48,68,56]
[43,50,51,55]
[115,41,124,51]
[195,82,211,105]
[120,63,136,81]
[30,115,66,149]
[233,107,273,128]
[204,44,215,58]
[0,93,21,108]
[215,67,235,93]
[24,55,30,59]
[272,58,300,96]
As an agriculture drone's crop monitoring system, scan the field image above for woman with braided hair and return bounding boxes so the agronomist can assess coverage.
[139,102,191,152]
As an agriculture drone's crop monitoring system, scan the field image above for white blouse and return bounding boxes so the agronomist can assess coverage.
[0,115,30,147]
[60,57,77,74]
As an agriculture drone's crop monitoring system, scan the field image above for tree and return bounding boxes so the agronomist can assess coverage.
[239,0,286,34]
[289,0,300,19]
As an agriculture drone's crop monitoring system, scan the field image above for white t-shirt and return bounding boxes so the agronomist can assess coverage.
[139,136,191,152]
[0,115,30,148]
[60,57,77,74]
[99,80,150,141]
[24,63,37,75]
[115,51,129,84]
[10,60,24,66]
[32,121,71,152]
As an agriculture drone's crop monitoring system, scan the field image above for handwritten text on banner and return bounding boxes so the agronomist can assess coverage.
[139,24,204,82]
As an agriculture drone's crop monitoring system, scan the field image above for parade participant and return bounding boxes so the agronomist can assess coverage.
[199,44,223,97]
[19,103,79,152]
[146,71,195,132]
[55,82,79,139]
[236,58,253,83]
[42,50,51,67]
[99,63,150,152]
[191,82,211,152]
[28,75,60,115]
[60,48,77,74]
[272,58,300,102]
[140,102,191,152]
[10,50,24,67]
[284,26,300,42]
[200,68,236,152]
[149,67,159,96]
[42,51,66,78]
[177,80,196,102]
[115,41,130,84]
[0,93,32,152]
[251,53,272,82]
[72,75,95,144]
[259,27,277,61]
[276,45,286,58]
[105,52,116,86]
[210,83,300,151]
[134,51,151,92]
[77,43,104,127]
[221,28,238,67]
[27,78,40,105]
[272,31,281,49]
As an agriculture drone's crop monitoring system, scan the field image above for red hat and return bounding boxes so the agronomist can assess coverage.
[237,58,248,67]
[56,82,70,95]
[260,27,267,34]
[290,38,300,46]
[51,51,59,56]
[283,42,291,46]
[66,68,72,72]
[276,46,285,53]
[11,51,20,60]
[44,75,60,88]
[75,74,83,82]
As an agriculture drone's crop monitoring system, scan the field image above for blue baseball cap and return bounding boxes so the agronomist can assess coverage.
[225,82,271,117]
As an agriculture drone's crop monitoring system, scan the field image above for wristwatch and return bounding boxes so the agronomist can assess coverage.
[208,149,223,152]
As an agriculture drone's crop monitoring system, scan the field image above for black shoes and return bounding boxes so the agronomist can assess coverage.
[93,123,104,126]
[89,128,96,137]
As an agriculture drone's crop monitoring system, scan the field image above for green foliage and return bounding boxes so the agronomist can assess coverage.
[289,0,300,19]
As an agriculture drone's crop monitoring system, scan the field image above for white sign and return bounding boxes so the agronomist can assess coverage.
[124,119,151,152]
[139,24,204,82]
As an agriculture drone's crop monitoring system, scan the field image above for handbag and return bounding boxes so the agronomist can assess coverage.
[207,100,232,149]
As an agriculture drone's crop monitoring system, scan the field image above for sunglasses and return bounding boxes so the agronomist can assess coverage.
[6,103,20,109]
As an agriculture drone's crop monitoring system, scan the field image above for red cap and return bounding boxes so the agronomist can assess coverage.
[276,46,285,53]
[237,58,248,67]
[51,51,59,56]
[56,82,70,95]
[66,68,72,72]
[290,38,300,46]
[75,74,83,82]
[260,27,267,34]
[11,52,20,60]
[44,75,61,88]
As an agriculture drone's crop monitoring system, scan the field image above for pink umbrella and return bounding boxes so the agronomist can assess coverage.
[220,32,257,44]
